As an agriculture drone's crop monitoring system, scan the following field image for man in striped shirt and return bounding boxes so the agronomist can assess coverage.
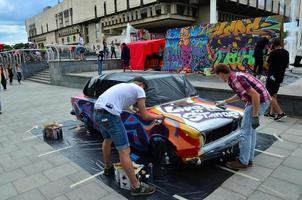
[214,64,271,170]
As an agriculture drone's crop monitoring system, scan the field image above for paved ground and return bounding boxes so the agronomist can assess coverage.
[0,81,126,200]
[0,81,302,200]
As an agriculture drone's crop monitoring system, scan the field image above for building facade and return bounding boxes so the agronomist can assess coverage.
[25,0,301,50]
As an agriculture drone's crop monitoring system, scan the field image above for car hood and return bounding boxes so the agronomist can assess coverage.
[150,97,243,133]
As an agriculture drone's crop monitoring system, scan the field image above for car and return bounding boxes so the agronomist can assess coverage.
[71,72,243,164]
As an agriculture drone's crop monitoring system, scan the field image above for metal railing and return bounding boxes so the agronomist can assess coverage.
[0,49,48,66]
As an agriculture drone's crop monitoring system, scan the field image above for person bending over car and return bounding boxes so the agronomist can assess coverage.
[94,76,164,196]
[214,64,271,170]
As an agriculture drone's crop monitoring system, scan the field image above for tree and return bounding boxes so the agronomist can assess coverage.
[13,43,26,49]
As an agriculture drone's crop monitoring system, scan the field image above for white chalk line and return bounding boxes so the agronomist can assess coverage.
[38,146,72,157]
[261,185,286,198]
[173,194,189,200]
[22,134,43,140]
[261,132,284,142]
[70,171,103,188]
[255,149,285,158]
[25,125,38,133]
[216,165,260,182]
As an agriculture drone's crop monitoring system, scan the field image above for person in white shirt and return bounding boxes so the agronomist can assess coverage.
[94,76,164,196]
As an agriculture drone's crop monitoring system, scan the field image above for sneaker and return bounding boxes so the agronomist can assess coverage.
[264,112,275,118]
[226,159,248,170]
[274,113,287,121]
[131,182,156,196]
[103,165,114,176]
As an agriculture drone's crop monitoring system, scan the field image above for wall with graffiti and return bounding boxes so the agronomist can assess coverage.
[163,15,283,73]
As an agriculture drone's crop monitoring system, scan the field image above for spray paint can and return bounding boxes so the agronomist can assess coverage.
[148,163,153,179]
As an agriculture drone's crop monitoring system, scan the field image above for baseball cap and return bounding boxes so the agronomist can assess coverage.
[132,76,148,90]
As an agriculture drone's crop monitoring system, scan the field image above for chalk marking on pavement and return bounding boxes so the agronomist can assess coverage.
[70,171,103,188]
[216,165,260,182]
[25,125,38,133]
[255,149,285,158]
[38,146,72,157]
[261,185,286,198]
[261,132,284,142]
[273,134,284,142]
[22,134,43,140]
[173,194,189,200]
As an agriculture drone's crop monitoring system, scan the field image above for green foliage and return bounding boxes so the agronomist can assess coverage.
[13,43,26,49]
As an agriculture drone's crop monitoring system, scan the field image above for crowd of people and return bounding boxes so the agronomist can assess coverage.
[0,63,23,114]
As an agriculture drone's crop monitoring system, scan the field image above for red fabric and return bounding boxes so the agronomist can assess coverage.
[127,39,165,70]
[0,44,4,50]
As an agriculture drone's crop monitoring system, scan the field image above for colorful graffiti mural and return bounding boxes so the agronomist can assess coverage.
[163,15,283,73]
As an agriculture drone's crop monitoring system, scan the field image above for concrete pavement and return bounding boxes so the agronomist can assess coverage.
[0,80,302,200]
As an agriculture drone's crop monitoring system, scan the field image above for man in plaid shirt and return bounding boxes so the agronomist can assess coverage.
[214,64,271,170]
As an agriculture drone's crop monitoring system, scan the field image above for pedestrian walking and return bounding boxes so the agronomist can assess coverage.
[76,33,85,60]
[97,50,104,75]
[110,41,117,58]
[103,40,109,58]
[0,65,8,90]
[94,77,164,196]
[253,37,269,77]
[7,64,14,85]
[16,63,22,84]
[265,38,289,121]
[214,63,271,170]
[121,43,132,72]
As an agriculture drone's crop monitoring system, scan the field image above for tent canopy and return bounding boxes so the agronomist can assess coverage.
[127,39,165,70]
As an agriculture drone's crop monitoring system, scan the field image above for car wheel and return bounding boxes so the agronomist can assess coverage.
[150,137,180,164]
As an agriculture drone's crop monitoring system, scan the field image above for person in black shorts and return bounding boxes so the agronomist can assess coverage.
[265,38,289,121]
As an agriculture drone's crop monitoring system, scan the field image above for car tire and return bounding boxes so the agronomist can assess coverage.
[150,137,180,164]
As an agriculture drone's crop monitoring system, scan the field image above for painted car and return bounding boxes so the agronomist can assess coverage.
[71,72,243,164]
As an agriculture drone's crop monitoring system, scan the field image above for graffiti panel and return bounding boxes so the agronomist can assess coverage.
[163,15,283,73]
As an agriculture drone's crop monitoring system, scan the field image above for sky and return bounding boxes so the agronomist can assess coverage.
[0,0,58,45]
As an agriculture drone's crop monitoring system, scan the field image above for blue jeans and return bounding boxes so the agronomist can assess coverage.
[95,111,129,150]
[239,101,270,165]
[97,60,103,75]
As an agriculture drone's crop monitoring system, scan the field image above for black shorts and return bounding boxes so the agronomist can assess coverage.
[266,79,280,96]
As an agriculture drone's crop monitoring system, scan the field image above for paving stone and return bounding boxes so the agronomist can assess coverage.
[38,177,73,199]
[0,157,32,172]
[292,148,302,159]
[66,182,109,200]
[204,187,246,200]
[272,140,299,151]
[9,146,37,160]
[52,195,69,200]
[8,189,47,200]
[0,169,26,186]
[285,128,302,136]
[260,127,285,135]
[222,174,260,197]
[254,154,283,169]
[43,163,78,181]
[22,160,54,176]
[271,166,302,186]
[259,177,302,200]
[283,155,302,171]
[40,154,70,167]
[281,134,302,144]
[99,192,127,200]
[0,183,18,200]
[241,165,273,181]
[266,146,293,157]
[247,190,282,200]
[13,173,50,193]
[67,170,94,183]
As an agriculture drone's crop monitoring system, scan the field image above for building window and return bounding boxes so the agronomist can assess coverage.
[155,5,161,15]
[69,8,73,25]
[46,23,49,32]
[73,35,76,42]
[141,8,147,19]
[62,38,64,44]
[41,25,43,33]
[94,5,97,18]
[67,36,70,43]
[177,4,185,15]
[104,1,107,16]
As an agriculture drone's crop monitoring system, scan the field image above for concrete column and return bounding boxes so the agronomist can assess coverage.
[137,10,142,19]
[298,1,302,48]
[152,5,156,16]
[210,0,217,24]
[147,7,151,17]
[171,3,177,14]
[161,3,167,14]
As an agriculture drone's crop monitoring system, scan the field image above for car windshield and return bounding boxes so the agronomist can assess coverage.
[83,73,198,107]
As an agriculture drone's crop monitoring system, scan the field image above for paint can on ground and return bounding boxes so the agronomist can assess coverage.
[43,123,63,140]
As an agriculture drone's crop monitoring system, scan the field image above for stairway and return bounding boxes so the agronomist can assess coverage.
[26,69,51,84]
